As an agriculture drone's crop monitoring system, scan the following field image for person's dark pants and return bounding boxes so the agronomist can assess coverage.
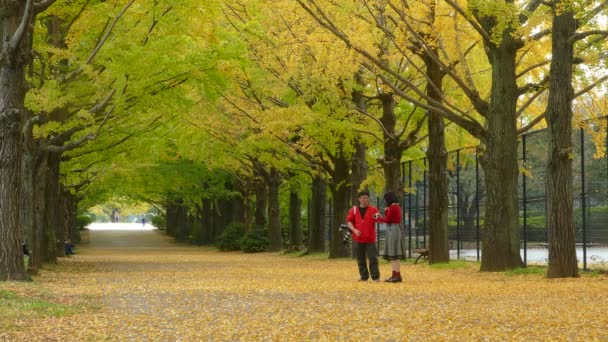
[355,242,379,280]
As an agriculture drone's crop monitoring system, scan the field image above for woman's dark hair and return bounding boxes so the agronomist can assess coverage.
[384,191,399,205]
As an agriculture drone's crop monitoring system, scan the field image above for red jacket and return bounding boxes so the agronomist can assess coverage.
[346,205,379,243]
[377,203,402,224]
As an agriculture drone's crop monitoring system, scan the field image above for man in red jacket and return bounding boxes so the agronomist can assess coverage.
[346,190,380,282]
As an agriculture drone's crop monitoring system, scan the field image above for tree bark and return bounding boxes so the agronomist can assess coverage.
[479,31,524,271]
[201,199,212,243]
[351,73,368,205]
[308,174,327,253]
[379,93,404,199]
[424,54,450,264]
[45,153,62,260]
[546,3,578,278]
[329,147,352,258]
[31,154,49,271]
[267,167,282,251]
[0,0,31,281]
[288,190,303,249]
[253,167,267,229]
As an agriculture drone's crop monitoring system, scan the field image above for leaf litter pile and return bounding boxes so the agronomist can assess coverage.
[1,230,607,341]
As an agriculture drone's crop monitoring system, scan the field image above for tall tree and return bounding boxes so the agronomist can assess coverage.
[545,0,608,278]
[1,0,57,281]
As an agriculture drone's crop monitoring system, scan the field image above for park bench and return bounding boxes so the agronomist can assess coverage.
[414,248,429,264]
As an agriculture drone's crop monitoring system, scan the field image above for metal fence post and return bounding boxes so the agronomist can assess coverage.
[523,133,528,266]
[423,158,427,248]
[475,149,480,262]
[581,126,587,270]
[456,150,461,259]
[328,197,332,243]
[377,196,381,255]
[408,161,413,258]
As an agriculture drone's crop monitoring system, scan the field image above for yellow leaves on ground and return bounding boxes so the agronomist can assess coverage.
[1,230,607,341]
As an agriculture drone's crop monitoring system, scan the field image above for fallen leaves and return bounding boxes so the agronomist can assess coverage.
[1,230,607,341]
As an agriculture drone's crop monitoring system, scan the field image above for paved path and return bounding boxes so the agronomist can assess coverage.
[4,223,606,341]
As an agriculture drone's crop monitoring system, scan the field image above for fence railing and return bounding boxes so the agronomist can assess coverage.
[318,116,608,269]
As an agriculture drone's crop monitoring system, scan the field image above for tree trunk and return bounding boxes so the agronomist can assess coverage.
[31,155,49,271]
[379,93,404,198]
[20,147,35,266]
[0,1,31,281]
[424,53,450,264]
[267,168,282,251]
[329,149,352,258]
[166,203,178,237]
[232,192,247,224]
[176,201,188,242]
[253,168,267,229]
[351,74,368,205]
[546,4,578,278]
[289,190,303,249]
[45,153,62,260]
[201,199,212,243]
[309,174,327,253]
[479,33,523,271]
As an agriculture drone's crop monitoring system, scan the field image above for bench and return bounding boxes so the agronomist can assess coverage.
[414,248,429,264]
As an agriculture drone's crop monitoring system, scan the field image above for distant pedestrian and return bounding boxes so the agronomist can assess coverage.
[141,215,146,227]
[64,239,75,256]
[374,191,406,282]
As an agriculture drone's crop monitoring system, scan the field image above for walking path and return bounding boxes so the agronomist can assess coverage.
[2,224,607,340]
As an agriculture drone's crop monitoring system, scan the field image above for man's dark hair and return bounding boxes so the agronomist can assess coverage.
[357,190,370,197]
[384,191,399,205]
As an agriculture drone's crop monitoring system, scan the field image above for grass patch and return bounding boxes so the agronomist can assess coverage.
[581,268,608,277]
[0,289,77,323]
[429,260,473,270]
[504,266,546,276]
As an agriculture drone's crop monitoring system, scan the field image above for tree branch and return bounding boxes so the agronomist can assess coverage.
[9,0,34,53]
[443,0,492,44]
[570,30,608,44]
[34,0,57,14]
[62,0,136,82]
[574,74,608,99]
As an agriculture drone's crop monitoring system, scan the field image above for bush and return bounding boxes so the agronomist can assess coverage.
[216,222,247,251]
[151,215,166,230]
[239,228,270,253]
[75,215,93,230]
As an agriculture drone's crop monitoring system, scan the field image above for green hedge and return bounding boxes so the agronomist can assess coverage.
[75,215,93,230]
[216,222,247,251]
[239,228,270,253]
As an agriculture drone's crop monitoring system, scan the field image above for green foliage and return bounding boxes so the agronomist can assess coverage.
[216,222,247,251]
[429,260,473,269]
[239,228,270,253]
[75,215,93,230]
[0,290,77,324]
[151,215,166,230]
[505,266,546,276]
